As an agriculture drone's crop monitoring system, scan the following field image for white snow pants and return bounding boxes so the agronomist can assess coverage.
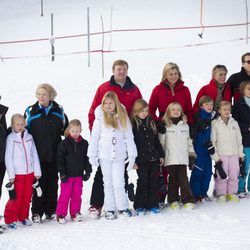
[100,159,128,211]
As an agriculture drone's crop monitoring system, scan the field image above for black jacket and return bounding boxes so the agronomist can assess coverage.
[24,101,68,163]
[232,97,250,147]
[0,104,8,162]
[57,136,92,177]
[132,117,165,164]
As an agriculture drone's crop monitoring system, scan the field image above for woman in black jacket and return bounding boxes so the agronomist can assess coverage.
[131,99,165,215]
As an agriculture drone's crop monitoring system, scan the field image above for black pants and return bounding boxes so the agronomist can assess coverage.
[0,162,5,199]
[134,161,159,209]
[90,165,129,207]
[31,162,58,217]
[167,165,194,204]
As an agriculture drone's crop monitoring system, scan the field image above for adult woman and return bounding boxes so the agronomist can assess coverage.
[24,83,68,223]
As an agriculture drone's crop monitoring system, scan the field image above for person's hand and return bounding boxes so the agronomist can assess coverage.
[35,176,41,180]
[188,155,196,170]
[239,158,246,178]
[159,158,164,166]
[133,163,139,170]
[9,178,15,183]
[60,175,68,183]
[125,157,135,171]
[203,141,215,155]
[82,172,91,181]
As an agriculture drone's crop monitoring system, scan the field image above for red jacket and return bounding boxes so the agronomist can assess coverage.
[148,80,193,123]
[88,76,142,130]
[193,79,232,113]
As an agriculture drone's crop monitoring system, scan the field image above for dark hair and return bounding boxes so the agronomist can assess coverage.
[199,95,214,107]
[241,52,250,63]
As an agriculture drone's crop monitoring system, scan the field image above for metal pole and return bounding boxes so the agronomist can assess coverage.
[41,0,44,17]
[87,7,90,67]
[101,15,104,78]
[51,13,55,61]
[245,0,249,44]
[108,5,113,51]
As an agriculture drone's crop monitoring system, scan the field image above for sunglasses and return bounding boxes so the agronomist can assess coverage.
[244,60,250,64]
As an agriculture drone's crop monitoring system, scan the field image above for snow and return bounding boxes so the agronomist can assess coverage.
[1,0,250,249]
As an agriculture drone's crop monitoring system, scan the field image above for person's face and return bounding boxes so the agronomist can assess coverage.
[166,69,179,86]
[13,117,25,133]
[113,64,128,83]
[69,125,81,140]
[242,55,250,74]
[138,107,149,120]
[201,101,214,113]
[37,88,50,107]
[243,84,250,98]
[214,70,227,85]
[219,104,231,119]
[170,105,181,118]
[104,98,116,113]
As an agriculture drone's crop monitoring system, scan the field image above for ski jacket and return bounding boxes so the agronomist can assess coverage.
[232,97,250,147]
[227,67,250,102]
[57,136,92,177]
[193,79,231,113]
[211,116,244,162]
[24,101,68,162]
[148,80,193,123]
[88,76,142,130]
[158,120,195,166]
[132,117,165,164]
[87,106,137,161]
[5,129,41,180]
[0,104,8,162]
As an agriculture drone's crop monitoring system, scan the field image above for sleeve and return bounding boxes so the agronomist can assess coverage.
[185,88,193,124]
[57,141,67,176]
[149,87,160,121]
[154,133,165,158]
[193,86,206,114]
[235,122,244,159]
[31,138,42,177]
[232,103,250,134]
[187,126,195,156]
[4,135,15,180]
[211,122,220,162]
[84,141,92,174]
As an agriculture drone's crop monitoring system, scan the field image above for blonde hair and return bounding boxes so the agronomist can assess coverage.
[239,80,250,96]
[161,62,182,82]
[36,83,57,101]
[218,100,231,110]
[131,99,157,133]
[101,92,128,129]
[162,102,186,127]
[112,59,128,71]
[212,65,227,77]
[199,95,214,107]
[64,119,82,137]
[11,114,25,127]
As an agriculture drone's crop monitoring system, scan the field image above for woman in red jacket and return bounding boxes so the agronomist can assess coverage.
[193,65,231,113]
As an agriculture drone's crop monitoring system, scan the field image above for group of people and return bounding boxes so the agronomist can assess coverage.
[0,53,250,232]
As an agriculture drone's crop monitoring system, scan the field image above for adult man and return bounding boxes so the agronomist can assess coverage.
[88,59,142,218]
[227,52,250,102]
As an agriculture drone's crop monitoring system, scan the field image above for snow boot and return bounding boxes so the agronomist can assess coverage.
[89,206,102,219]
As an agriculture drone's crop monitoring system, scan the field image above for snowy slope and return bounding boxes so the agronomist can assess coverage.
[1,1,250,249]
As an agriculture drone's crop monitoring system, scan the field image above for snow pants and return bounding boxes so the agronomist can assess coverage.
[238,147,250,193]
[158,166,168,203]
[0,162,5,200]
[56,176,83,217]
[4,173,34,224]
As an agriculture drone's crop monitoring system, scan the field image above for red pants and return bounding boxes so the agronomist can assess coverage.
[4,173,34,224]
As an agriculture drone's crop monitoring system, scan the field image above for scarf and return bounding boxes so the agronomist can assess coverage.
[244,96,250,107]
[214,82,225,111]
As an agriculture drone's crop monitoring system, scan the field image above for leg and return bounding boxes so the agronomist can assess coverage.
[227,155,240,195]
[89,166,104,207]
[244,148,250,192]
[200,157,212,197]
[215,156,229,196]
[158,167,168,203]
[167,165,179,203]
[0,162,6,200]
[69,177,83,216]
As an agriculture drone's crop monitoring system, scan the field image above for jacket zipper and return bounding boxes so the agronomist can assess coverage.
[21,137,29,173]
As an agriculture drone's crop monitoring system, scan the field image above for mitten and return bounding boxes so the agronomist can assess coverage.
[214,160,227,180]
[89,157,99,168]
[158,175,166,194]
[194,113,210,132]
[239,159,246,178]
[125,157,135,171]
[188,155,196,170]
[156,121,166,134]
[127,183,135,202]
[60,175,68,183]
[82,172,90,182]
[32,180,43,197]
[6,182,16,200]
[203,141,215,155]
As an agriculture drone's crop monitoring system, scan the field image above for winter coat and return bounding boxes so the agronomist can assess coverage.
[227,67,250,102]
[193,79,232,113]
[211,116,244,162]
[159,120,195,166]
[5,129,41,180]
[57,136,92,178]
[0,104,8,163]
[132,117,165,164]
[148,80,193,123]
[88,76,142,130]
[87,106,137,161]
[232,97,250,147]
[24,101,68,163]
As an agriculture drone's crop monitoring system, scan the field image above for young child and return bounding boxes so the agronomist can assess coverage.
[87,91,137,220]
[232,81,250,198]
[190,95,215,202]
[56,119,92,224]
[130,99,165,215]
[212,101,244,202]
[4,114,41,229]
[159,102,195,209]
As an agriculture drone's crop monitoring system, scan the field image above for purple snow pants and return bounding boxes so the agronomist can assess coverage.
[56,176,83,217]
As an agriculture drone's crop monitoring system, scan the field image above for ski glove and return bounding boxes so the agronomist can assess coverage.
[188,155,196,170]
[6,182,16,200]
[60,175,68,183]
[125,157,135,171]
[203,141,215,155]
[32,180,43,197]
[239,159,246,178]
[156,121,166,134]
[82,172,91,182]
[214,160,227,180]
[126,183,135,202]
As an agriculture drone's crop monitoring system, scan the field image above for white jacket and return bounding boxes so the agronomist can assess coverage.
[159,121,195,166]
[5,129,41,180]
[87,106,137,161]
[211,116,244,162]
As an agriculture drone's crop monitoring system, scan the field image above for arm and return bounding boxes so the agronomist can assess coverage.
[193,87,206,114]
[211,122,220,162]
[148,87,160,121]
[185,88,193,124]
[57,141,67,177]
[232,103,250,133]
[4,135,15,180]
[235,122,244,159]
[124,117,137,159]
[31,137,42,178]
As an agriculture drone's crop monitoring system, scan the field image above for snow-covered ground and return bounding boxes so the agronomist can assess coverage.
[1,1,250,249]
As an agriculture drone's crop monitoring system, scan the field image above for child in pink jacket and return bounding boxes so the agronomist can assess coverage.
[4,114,41,229]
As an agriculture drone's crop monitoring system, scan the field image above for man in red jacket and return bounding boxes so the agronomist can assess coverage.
[88,59,142,218]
